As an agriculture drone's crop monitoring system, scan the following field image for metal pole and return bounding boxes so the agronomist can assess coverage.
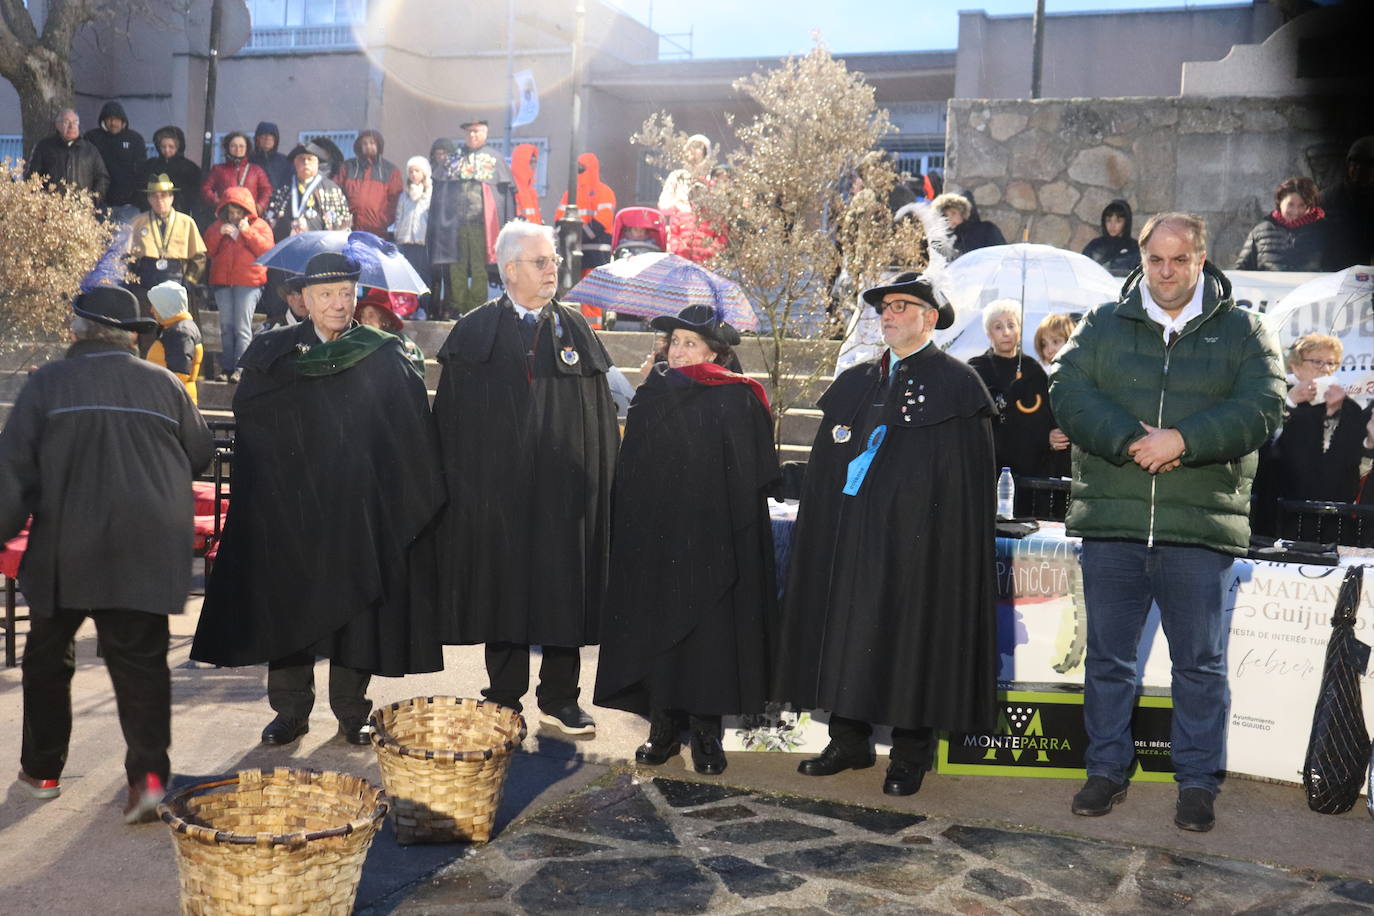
[503,0,515,224]
[201,0,224,171]
[1030,0,1045,99]
[556,0,586,296]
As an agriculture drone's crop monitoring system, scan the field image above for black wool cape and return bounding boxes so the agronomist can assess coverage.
[772,345,1000,733]
[191,321,447,676]
[594,367,781,717]
[434,297,618,647]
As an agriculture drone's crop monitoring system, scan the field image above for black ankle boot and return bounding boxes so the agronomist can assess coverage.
[635,709,681,765]
[688,714,726,775]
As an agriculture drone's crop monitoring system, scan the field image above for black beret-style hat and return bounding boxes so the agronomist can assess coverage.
[649,304,742,348]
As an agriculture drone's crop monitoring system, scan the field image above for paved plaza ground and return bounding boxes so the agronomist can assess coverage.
[1,580,1372,915]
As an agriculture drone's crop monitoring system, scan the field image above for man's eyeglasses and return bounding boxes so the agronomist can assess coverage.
[515,255,564,270]
[875,297,930,315]
[1302,358,1340,370]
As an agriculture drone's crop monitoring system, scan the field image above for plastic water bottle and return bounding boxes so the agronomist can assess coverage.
[997,467,1015,520]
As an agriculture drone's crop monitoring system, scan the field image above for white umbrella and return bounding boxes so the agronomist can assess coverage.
[935,244,1122,362]
[1262,265,1374,401]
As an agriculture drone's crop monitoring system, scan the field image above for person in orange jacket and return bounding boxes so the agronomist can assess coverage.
[556,151,617,327]
[556,152,616,237]
[204,185,275,381]
[145,281,204,404]
[512,143,542,224]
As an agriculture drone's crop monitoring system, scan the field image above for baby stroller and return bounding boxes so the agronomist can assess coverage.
[611,207,668,261]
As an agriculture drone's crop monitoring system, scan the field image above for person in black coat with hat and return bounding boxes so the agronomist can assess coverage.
[0,287,212,822]
[594,305,780,776]
[191,252,446,746]
[261,141,352,241]
[772,271,999,797]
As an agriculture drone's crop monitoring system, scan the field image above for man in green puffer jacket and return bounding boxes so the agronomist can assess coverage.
[1049,212,1284,834]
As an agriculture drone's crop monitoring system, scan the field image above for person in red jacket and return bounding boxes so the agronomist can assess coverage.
[338,130,404,238]
[204,185,275,381]
[202,132,273,218]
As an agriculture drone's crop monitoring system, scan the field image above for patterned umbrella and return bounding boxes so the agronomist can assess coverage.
[255,230,430,295]
[565,252,757,331]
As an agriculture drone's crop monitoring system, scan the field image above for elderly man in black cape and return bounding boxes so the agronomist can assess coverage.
[434,220,617,735]
[0,288,211,823]
[191,252,446,746]
[772,271,999,796]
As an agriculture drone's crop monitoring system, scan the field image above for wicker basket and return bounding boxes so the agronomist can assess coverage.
[369,695,527,844]
[158,767,388,916]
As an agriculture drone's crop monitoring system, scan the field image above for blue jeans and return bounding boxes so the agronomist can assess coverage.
[1080,539,1232,793]
[215,285,263,374]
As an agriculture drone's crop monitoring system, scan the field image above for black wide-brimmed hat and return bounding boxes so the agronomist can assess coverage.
[72,286,159,332]
[460,119,489,129]
[650,304,741,348]
[861,270,954,330]
[285,140,329,162]
[284,252,362,292]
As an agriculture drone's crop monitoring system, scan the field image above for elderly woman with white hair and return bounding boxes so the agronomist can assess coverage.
[968,299,1062,482]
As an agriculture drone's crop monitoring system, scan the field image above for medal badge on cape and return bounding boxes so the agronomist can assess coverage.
[832,424,852,444]
[560,346,580,366]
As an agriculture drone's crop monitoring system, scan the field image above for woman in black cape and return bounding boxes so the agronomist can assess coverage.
[594,304,780,775]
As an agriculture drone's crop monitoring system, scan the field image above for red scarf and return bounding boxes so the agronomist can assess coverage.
[676,361,770,411]
[1270,206,1325,230]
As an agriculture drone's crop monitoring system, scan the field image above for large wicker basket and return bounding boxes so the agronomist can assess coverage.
[369,695,527,844]
[158,767,388,915]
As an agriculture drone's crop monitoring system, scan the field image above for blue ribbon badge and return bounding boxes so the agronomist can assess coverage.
[842,424,887,496]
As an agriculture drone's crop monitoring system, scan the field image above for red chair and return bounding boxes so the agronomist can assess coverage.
[1,526,29,668]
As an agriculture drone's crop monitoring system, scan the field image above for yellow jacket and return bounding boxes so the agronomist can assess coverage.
[129,211,207,283]
[146,310,204,405]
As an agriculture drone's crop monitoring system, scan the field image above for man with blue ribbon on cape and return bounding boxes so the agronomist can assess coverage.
[772,271,999,797]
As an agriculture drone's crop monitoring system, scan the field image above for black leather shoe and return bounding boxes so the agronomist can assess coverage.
[1071,775,1128,816]
[882,759,926,796]
[338,720,371,746]
[690,731,727,776]
[635,711,681,765]
[797,742,875,777]
[1174,787,1216,832]
[260,715,309,745]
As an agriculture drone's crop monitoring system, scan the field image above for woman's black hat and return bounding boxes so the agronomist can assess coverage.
[284,252,363,292]
[861,270,954,329]
[649,304,741,348]
[72,287,159,332]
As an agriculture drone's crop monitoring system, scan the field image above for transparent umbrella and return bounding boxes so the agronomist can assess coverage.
[934,244,1122,361]
[1262,265,1374,399]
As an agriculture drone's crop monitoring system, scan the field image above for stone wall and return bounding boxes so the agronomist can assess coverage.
[945,96,1346,267]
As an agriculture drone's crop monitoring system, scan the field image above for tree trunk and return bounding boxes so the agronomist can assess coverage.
[14,47,74,158]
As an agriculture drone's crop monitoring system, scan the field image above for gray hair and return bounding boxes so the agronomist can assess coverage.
[495,220,556,285]
[982,298,1022,335]
[71,315,136,346]
[53,108,78,129]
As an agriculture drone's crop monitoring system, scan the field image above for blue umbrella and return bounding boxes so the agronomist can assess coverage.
[254,230,430,295]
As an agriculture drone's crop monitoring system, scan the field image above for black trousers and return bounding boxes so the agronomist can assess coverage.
[829,714,936,767]
[266,651,372,724]
[482,642,581,713]
[22,608,171,786]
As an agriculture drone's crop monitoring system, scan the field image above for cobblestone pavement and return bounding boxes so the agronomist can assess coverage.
[368,772,1374,915]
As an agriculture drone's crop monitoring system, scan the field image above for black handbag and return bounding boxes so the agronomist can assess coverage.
[1302,565,1372,815]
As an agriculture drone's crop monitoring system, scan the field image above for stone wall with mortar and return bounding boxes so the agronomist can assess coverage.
[945,96,1339,268]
